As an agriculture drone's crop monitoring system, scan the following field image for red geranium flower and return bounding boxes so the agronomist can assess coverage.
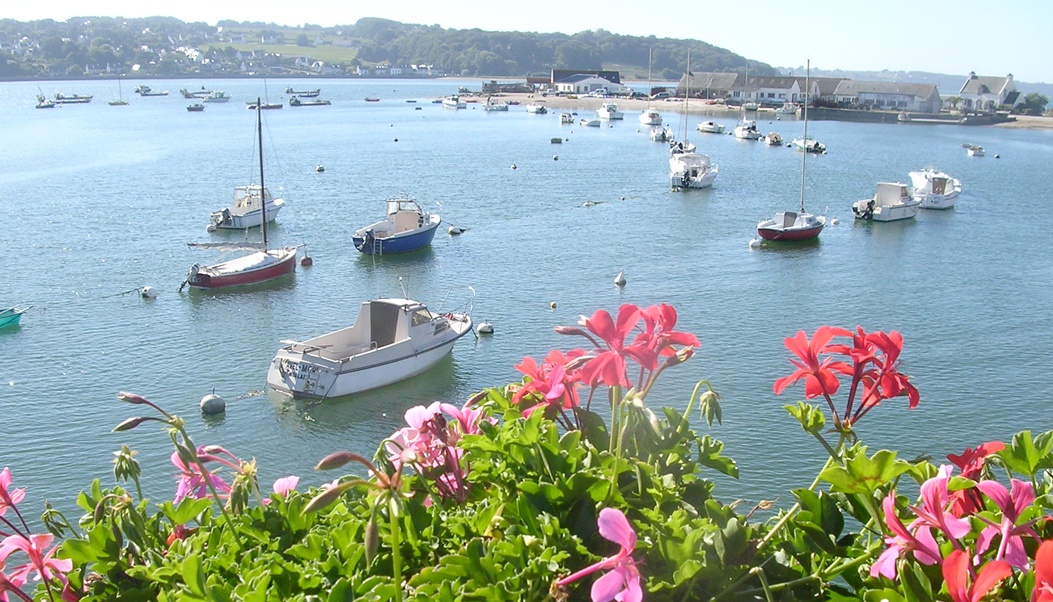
[773,326,851,399]
[578,306,656,388]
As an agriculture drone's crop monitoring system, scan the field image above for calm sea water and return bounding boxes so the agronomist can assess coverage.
[1,78,1051,517]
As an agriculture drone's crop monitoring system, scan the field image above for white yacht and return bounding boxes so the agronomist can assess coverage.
[670,152,718,190]
[734,120,763,140]
[697,121,725,134]
[639,108,662,125]
[442,96,466,109]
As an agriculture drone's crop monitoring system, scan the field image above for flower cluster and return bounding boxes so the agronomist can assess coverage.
[557,508,642,602]
[774,326,919,430]
[170,445,297,510]
[873,444,1051,601]
[0,468,74,602]
[385,400,484,503]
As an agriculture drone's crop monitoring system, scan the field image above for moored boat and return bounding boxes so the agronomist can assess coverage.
[208,185,285,231]
[792,136,826,153]
[734,120,763,140]
[181,100,299,290]
[442,96,467,109]
[765,132,784,146]
[526,102,548,114]
[670,152,718,190]
[35,93,56,109]
[288,97,331,107]
[598,102,624,120]
[0,306,31,328]
[697,121,725,134]
[187,104,205,112]
[650,126,674,143]
[267,295,473,399]
[53,92,93,104]
[245,101,283,110]
[580,118,600,127]
[852,182,920,222]
[202,91,232,103]
[352,199,441,255]
[909,169,961,209]
[559,112,574,124]
[639,107,662,125]
[286,88,320,97]
[775,102,799,115]
[963,143,984,157]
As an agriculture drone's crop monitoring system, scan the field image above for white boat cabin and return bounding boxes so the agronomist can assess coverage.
[373,200,427,238]
[291,299,447,361]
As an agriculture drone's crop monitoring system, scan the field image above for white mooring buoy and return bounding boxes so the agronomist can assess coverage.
[200,390,226,415]
[614,270,626,287]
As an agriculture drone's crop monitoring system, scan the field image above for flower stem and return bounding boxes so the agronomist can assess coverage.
[388,496,404,602]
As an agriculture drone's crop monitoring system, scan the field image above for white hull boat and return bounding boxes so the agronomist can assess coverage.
[639,108,662,125]
[670,152,718,190]
[910,169,961,209]
[208,185,284,230]
[650,126,674,142]
[742,101,761,111]
[734,120,763,140]
[202,91,232,103]
[526,103,548,114]
[765,132,783,146]
[483,102,508,111]
[792,136,827,153]
[852,182,920,222]
[597,102,623,120]
[697,121,725,134]
[775,103,799,115]
[580,118,600,127]
[442,96,466,109]
[559,112,574,124]
[267,297,473,399]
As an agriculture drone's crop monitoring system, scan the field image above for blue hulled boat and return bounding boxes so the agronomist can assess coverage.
[352,199,440,255]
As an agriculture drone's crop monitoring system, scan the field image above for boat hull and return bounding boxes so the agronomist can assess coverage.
[0,309,26,328]
[267,317,472,399]
[852,201,920,222]
[353,220,439,255]
[757,223,824,241]
[186,248,297,289]
[210,200,284,230]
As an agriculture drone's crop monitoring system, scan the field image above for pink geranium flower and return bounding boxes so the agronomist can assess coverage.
[579,306,656,387]
[558,508,643,602]
[170,448,231,503]
[947,442,1005,516]
[0,533,72,588]
[871,490,941,580]
[976,479,1041,571]
[0,469,25,519]
[773,326,851,399]
[909,465,971,545]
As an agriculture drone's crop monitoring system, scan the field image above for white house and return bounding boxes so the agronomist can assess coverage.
[958,73,1023,111]
[833,81,942,113]
[553,74,630,95]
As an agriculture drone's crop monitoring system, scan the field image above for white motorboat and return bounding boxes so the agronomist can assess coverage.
[597,102,623,120]
[670,152,718,190]
[650,126,674,143]
[352,199,441,255]
[559,112,574,124]
[202,91,232,103]
[442,96,466,109]
[742,101,761,111]
[792,136,826,153]
[910,169,961,209]
[639,108,662,125]
[526,102,548,114]
[697,121,725,134]
[482,98,508,111]
[963,144,984,157]
[765,132,784,146]
[267,296,473,399]
[852,182,921,222]
[580,118,600,127]
[208,185,285,231]
[734,120,763,140]
[775,102,799,115]
[670,50,717,191]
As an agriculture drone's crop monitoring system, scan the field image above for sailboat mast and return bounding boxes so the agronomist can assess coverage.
[800,61,809,212]
[683,49,690,142]
[256,98,268,249]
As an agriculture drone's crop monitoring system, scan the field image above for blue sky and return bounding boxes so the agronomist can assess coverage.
[9,0,1052,82]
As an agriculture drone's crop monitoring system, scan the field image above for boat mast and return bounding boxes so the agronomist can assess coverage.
[683,49,691,143]
[256,98,268,250]
[646,47,653,108]
[800,60,809,213]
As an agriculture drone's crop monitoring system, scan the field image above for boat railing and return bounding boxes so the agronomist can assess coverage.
[434,286,476,322]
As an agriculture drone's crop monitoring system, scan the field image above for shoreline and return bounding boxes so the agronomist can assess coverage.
[478,92,1053,131]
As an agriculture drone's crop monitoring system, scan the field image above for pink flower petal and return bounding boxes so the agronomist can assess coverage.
[597,508,636,552]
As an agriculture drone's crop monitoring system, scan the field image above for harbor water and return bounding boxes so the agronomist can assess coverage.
[0,78,1051,516]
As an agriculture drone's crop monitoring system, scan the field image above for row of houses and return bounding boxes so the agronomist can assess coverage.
[675,71,1023,113]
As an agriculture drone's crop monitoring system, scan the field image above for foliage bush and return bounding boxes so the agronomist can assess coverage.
[2,305,1052,602]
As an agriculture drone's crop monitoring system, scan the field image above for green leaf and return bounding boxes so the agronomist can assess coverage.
[998,431,1053,477]
[182,554,206,599]
[864,589,906,602]
[697,436,738,478]
[819,449,911,494]
[901,561,934,602]
[784,402,826,435]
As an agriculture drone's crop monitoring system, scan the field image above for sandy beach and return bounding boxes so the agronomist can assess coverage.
[473,92,1053,130]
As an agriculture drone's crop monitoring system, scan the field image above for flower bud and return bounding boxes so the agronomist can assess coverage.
[112,416,149,432]
[117,391,150,405]
[314,451,357,471]
[554,326,588,337]
[364,517,379,564]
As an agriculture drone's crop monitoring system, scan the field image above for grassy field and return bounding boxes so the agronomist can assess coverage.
[207,41,358,64]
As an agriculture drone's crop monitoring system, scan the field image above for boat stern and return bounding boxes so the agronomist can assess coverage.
[267,346,339,399]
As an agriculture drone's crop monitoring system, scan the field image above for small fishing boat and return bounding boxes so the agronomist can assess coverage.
[208,185,285,231]
[639,107,662,125]
[0,306,30,328]
[650,126,675,143]
[181,87,213,98]
[288,97,331,107]
[734,120,763,140]
[245,101,283,110]
[202,91,232,103]
[597,102,624,120]
[910,169,961,209]
[286,88,320,97]
[792,136,827,153]
[267,294,474,399]
[852,182,920,222]
[697,121,725,134]
[560,112,574,124]
[580,118,600,127]
[442,96,467,109]
[765,132,784,146]
[743,101,761,111]
[187,104,205,112]
[775,102,799,115]
[525,102,547,114]
[35,94,56,109]
[181,101,299,290]
[137,86,169,97]
[963,143,985,157]
[353,199,441,255]
[483,97,509,111]
[53,93,93,104]
[364,97,381,102]
[670,152,718,190]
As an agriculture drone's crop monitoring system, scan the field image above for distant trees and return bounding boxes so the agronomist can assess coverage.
[1020,92,1048,115]
[295,33,309,47]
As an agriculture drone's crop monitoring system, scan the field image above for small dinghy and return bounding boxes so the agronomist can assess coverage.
[267,294,474,399]
[0,306,30,328]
